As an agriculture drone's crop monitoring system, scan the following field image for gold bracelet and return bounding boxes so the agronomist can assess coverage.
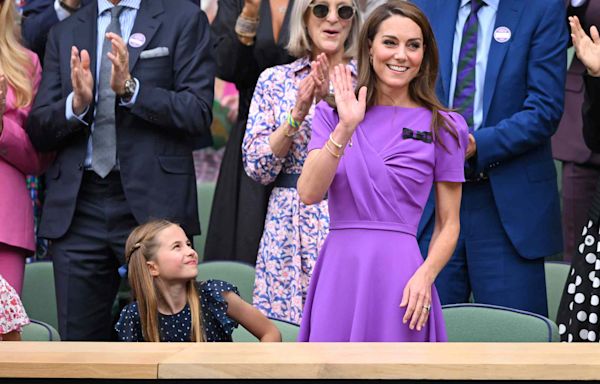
[328,133,343,149]
[324,141,343,159]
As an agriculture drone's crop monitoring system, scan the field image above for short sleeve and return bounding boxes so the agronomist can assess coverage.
[0,276,29,334]
[199,280,240,339]
[308,101,339,152]
[434,112,468,182]
[115,302,144,342]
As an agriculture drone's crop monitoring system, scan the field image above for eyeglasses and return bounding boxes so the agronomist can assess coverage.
[308,3,356,20]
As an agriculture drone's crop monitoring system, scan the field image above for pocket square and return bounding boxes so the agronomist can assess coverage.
[140,47,169,59]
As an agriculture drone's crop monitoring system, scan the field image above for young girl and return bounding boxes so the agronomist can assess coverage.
[0,274,29,341]
[115,220,281,342]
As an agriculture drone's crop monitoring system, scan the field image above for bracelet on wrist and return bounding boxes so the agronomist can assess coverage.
[235,13,259,39]
[287,110,302,129]
[324,141,343,159]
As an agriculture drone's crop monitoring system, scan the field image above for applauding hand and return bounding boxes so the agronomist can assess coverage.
[311,53,331,102]
[570,16,600,77]
[70,46,94,115]
[331,64,367,134]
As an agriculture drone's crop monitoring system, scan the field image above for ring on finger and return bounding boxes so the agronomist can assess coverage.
[423,304,431,311]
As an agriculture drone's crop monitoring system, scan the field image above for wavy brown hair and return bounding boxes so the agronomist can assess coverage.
[355,0,458,145]
[125,220,205,342]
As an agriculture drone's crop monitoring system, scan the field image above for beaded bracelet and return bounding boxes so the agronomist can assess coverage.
[287,111,301,129]
[235,13,259,38]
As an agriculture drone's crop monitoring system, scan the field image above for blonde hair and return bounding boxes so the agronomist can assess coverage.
[0,0,34,108]
[125,220,205,342]
[287,0,362,58]
[354,1,457,147]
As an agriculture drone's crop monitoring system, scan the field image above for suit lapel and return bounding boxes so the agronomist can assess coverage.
[482,0,523,124]
[436,0,460,103]
[128,0,164,72]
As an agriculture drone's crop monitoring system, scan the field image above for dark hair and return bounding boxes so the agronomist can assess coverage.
[351,0,458,146]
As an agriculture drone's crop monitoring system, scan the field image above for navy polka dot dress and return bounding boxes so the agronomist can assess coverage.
[115,280,239,342]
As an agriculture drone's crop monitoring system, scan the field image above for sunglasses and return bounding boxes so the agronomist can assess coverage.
[308,3,356,20]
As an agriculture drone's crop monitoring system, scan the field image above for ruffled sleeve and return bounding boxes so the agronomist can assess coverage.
[115,302,144,342]
[199,280,240,341]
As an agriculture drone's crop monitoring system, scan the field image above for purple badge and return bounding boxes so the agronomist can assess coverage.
[493,26,511,43]
[128,33,146,48]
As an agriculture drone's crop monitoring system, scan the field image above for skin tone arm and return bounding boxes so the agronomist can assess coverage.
[400,181,461,331]
[297,64,367,204]
[223,291,282,342]
[570,16,600,76]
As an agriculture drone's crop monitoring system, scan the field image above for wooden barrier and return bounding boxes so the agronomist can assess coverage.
[1,342,600,382]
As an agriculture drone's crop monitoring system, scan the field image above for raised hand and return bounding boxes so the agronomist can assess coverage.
[70,46,94,115]
[0,75,6,135]
[311,53,331,102]
[331,64,366,133]
[570,16,600,77]
[291,74,316,124]
[106,32,132,96]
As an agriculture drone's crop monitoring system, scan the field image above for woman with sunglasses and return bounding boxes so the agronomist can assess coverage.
[205,0,296,266]
[242,0,361,324]
[297,1,466,341]
[0,0,51,295]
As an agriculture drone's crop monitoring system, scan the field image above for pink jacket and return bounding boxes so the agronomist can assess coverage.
[0,51,52,252]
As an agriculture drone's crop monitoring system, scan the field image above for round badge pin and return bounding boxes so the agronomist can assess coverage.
[493,26,511,43]
[128,33,146,48]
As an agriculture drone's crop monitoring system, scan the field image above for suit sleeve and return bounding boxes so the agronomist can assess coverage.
[21,0,61,62]
[210,0,261,89]
[129,11,215,137]
[26,26,90,152]
[582,74,600,152]
[472,1,568,173]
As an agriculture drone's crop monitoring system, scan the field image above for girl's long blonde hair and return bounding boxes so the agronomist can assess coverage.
[0,0,35,108]
[125,220,205,342]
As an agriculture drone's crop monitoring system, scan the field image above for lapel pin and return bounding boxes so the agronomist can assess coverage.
[128,33,146,48]
[493,26,511,43]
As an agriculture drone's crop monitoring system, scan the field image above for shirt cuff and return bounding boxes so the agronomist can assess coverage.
[54,0,72,21]
[65,92,89,125]
[118,78,140,108]
[571,0,586,7]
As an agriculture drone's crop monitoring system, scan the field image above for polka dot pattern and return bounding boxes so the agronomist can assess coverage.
[557,219,600,343]
[115,280,240,342]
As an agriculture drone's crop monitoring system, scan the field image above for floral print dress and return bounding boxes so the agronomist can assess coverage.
[0,274,29,335]
[242,57,356,324]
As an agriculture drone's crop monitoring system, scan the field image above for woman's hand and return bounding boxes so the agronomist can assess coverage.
[331,64,366,134]
[291,75,316,124]
[0,75,6,136]
[243,0,261,17]
[399,266,435,332]
[311,53,331,102]
[570,16,600,77]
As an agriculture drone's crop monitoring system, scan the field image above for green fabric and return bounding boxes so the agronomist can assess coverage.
[443,304,559,342]
[194,181,216,261]
[545,262,570,323]
[21,319,60,341]
[21,262,59,331]
[196,261,255,304]
[232,318,299,342]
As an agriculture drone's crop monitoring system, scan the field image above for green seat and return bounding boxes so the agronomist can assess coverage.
[442,303,559,342]
[545,261,570,323]
[197,261,255,304]
[21,262,58,332]
[21,319,60,341]
[232,317,299,342]
[194,181,216,262]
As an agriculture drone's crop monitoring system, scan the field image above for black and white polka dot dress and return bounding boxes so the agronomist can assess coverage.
[557,218,600,342]
[115,280,239,342]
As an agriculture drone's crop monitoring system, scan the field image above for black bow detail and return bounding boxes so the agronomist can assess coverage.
[402,128,433,144]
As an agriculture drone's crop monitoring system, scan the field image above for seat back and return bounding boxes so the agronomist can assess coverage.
[197,261,255,303]
[232,317,299,342]
[545,261,570,323]
[442,303,559,342]
[21,319,60,341]
[193,181,216,262]
[21,262,58,331]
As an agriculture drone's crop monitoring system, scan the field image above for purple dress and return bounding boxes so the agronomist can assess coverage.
[298,103,468,342]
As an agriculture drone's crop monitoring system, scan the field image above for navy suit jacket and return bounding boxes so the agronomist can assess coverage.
[413,0,567,259]
[26,0,214,238]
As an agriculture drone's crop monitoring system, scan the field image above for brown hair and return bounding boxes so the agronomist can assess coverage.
[125,220,205,342]
[354,0,457,145]
[0,0,35,108]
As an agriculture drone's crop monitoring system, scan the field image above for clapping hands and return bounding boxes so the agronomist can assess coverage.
[570,16,600,77]
[331,63,367,133]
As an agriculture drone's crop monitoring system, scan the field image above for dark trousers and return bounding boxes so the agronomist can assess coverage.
[51,171,137,341]
[561,162,600,261]
[419,181,548,316]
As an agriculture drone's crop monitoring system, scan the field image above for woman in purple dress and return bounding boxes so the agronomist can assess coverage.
[297,1,468,342]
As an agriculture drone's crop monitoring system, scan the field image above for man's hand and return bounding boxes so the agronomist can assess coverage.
[62,0,81,9]
[466,133,477,159]
[570,16,600,77]
[70,46,94,115]
[106,32,131,95]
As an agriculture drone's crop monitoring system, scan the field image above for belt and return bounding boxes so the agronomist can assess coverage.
[274,173,328,200]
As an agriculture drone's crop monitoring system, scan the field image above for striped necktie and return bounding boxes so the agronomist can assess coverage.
[453,0,485,133]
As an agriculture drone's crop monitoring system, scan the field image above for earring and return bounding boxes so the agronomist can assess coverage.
[369,55,373,64]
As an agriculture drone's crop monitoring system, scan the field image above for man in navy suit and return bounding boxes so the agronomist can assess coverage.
[26,0,214,340]
[413,0,567,316]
